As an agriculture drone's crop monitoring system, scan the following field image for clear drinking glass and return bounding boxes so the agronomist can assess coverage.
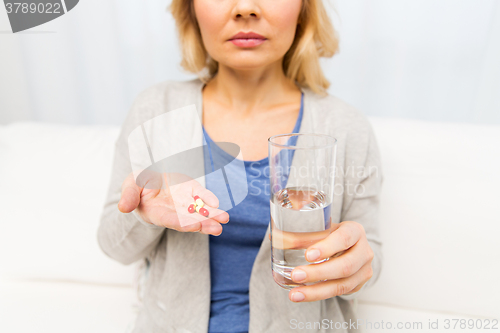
[268,133,337,289]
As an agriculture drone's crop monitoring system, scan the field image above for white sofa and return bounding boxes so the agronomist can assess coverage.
[0,118,499,333]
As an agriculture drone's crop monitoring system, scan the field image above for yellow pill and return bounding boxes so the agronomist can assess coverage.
[195,198,204,208]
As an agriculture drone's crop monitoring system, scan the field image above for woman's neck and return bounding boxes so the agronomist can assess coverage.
[203,62,301,116]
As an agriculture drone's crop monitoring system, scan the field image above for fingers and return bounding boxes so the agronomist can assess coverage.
[118,173,141,213]
[173,205,228,236]
[180,206,229,225]
[186,189,229,224]
[271,219,340,250]
[204,207,230,224]
[179,219,223,236]
[304,221,363,262]
[199,220,223,236]
[289,261,373,302]
[161,211,225,236]
[191,183,228,224]
[133,172,230,236]
[291,240,371,283]
[178,208,227,236]
[271,228,336,250]
[177,219,221,236]
[192,183,219,208]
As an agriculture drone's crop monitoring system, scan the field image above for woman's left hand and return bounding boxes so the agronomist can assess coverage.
[288,221,374,302]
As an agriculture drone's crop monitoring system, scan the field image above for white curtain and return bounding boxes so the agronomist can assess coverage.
[1,0,499,125]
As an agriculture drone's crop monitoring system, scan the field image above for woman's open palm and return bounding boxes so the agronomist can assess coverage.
[118,171,229,236]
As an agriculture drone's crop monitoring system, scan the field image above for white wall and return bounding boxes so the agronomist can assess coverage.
[327,0,500,124]
[0,0,499,126]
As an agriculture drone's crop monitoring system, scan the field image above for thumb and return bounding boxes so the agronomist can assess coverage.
[118,173,141,213]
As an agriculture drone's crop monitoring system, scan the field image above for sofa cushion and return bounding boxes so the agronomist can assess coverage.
[0,280,136,333]
[361,117,500,318]
[0,122,135,285]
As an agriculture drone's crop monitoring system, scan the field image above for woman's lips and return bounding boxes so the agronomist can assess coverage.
[229,38,266,48]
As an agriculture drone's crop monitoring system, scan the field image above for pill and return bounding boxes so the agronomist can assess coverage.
[193,195,200,201]
[195,198,204,208]
[199,207,209,217]
[195,205,201,213]
[188,204,195,214]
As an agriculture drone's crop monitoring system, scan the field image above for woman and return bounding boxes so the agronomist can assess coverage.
[98,0,383,332]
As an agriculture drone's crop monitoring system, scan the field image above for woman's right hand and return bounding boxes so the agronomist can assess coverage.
[117,171,229,236]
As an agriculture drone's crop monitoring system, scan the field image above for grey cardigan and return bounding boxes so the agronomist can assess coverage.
[97,78,383,333]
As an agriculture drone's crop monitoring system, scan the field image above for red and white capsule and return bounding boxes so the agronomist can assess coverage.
[199,207,209,217]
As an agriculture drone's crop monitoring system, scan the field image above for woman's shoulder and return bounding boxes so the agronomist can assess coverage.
[304,89,381,165]
[119,79,202,138]
[132,78,202,106]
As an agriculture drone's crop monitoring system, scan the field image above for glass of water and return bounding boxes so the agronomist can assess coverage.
[268,133,337,289]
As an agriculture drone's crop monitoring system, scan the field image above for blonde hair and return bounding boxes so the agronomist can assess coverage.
[168,0,339,96]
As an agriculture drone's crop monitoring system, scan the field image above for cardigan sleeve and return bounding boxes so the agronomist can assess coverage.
[338,121,384,300]
[96,88,166,266]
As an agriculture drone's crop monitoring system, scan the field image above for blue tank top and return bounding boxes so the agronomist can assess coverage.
[202,92,304,333]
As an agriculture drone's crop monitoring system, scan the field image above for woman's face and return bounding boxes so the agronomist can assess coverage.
[193,0,302,71]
